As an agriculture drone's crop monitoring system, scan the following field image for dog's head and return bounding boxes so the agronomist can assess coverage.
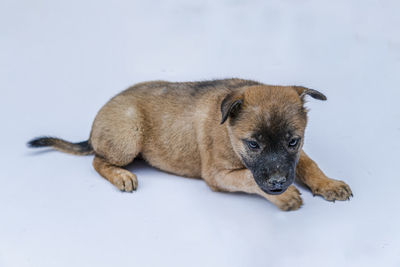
[220,85,326,195]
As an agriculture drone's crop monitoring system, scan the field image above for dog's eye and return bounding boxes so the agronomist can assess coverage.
[247,140,260,150]
[288,138,300,148]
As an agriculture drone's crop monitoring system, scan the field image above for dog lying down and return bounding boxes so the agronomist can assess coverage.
[28,78,352,211]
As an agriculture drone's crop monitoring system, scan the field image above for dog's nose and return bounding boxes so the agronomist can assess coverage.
[268,174,287,189]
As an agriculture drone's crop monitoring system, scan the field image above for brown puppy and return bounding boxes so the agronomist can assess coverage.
[28,79,352,211]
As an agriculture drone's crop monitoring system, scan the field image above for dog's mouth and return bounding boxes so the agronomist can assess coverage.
[270,188,284,193]
[253,176,293,195]
[250,168,296,196]
[261,187,288,195]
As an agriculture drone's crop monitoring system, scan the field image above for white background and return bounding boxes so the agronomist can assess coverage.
[1,0,399,266]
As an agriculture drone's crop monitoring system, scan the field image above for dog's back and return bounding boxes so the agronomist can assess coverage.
[91,79,261,177]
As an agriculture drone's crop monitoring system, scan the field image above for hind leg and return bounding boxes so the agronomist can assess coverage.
[93,156,138,192]
[90,97,145,191]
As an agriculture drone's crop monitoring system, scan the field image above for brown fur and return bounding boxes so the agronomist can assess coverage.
[296,151,352,201]
[29,78,352,211]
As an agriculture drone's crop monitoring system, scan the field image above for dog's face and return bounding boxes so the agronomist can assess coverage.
[221,85,326,195]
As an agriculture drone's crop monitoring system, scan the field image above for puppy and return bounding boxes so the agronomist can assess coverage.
[29,78,352,211]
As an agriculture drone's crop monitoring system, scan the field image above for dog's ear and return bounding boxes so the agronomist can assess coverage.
[220,93,243,124]
[293,86,327,101]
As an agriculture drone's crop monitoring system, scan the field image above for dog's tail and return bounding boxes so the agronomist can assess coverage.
[27,136,94,155]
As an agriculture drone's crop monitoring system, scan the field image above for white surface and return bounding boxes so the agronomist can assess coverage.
[1,0,399,266]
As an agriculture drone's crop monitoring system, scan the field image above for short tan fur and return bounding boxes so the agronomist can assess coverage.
[29,79,352,211]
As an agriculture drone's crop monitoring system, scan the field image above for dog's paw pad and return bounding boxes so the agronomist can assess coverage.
[112,172,138,192]
[275,186,303,211]
[313,179,352,202]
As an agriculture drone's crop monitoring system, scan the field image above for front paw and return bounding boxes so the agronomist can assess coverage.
[312,178,353,202]
[272,185,303,211]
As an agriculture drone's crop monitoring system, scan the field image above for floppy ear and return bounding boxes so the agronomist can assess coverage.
[293,86,327,101]
[220,93,243,124]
